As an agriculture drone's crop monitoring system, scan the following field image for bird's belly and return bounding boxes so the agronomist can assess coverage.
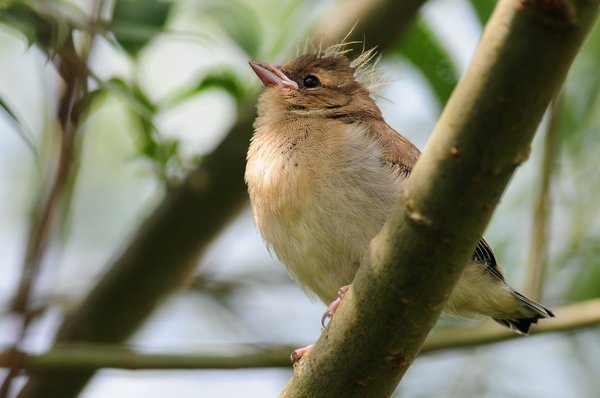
[250,161,400,302]
[260,189,381,303]
[246,123,406,302]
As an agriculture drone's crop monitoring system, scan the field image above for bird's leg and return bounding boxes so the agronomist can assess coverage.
[321,285,350,327]
[291,286,351,363]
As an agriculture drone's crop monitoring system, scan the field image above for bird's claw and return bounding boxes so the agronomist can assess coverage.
[291,344,313,364]
[321,285,350,328]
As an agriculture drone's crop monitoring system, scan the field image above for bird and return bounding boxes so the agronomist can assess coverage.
[245,44,554,338]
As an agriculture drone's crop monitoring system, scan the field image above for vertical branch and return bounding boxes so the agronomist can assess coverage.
[2,2,106,397]
[2,37,83,398]
[525,96,561,300]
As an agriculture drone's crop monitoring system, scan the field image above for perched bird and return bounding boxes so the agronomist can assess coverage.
[245,46,553,335]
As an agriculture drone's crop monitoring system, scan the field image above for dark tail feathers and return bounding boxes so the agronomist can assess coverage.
[493,292,555,335]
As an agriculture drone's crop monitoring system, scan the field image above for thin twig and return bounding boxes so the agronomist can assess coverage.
[2,299,599,373]
[0,345,295,372]
[525,96,561,300]
[422,298,600,352]
[1,2,106,397]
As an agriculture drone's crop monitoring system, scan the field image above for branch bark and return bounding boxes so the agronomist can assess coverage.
[16,1,428,397]
[281,1,599,397]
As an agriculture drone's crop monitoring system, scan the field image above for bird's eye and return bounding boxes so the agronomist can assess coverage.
[303,75,321,89]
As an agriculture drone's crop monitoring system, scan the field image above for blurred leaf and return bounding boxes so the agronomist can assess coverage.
[565,236,600,301]
[469,0,495,25]
[0,2,54,49]
[0,0,86,53]
[133,109,184,185]
[0,95,38,160]
[395,20,458,105]
[0,2,41,46]
[111,0,172,56]
[165,68,248,109]
[551,21,600,304]
[98,77,187,183]
[558,20,600,154]
[101,77,156,119]
[202,0,261,57]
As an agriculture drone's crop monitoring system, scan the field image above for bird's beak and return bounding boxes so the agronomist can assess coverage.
[249,60,298,90]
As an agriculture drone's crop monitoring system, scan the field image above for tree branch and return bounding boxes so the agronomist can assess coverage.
[3,299,598,373]
[525,96,561,299]
[281,1,599,397]
[312,0,428,52]
[422,298,600,352]
[1,345,294,372]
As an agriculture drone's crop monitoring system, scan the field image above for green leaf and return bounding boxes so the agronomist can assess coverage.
[394,20,458,105]
[98,77,185,184]
[202,0,261,57]
[469,0,495,25]
[101,78,157,120]
[0,95,38,161]
[0,3,37,46]
[565,236,600,301]
[164,68,247,109]
[0,1,86,53]
[0,2,50,48]
[557,19,600,153]
[111,0,172,56]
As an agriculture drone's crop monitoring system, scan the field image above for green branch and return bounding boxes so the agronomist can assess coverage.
[281,1,599,397]
[3,299,599,373]
[1,345,294,372]
[423,298,600,352]
[525,96,562,299]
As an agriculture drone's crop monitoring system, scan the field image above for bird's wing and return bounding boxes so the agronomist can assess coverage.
[369,120,505,282]
[472,238,506,281]
[368,120,421,179]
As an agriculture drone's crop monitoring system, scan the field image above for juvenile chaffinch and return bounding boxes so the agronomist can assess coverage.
[245,47,553,340]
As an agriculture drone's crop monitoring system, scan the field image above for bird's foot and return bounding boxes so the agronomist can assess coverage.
[291,344,313,364]
[321,285,351,327]
[292,286,350,364]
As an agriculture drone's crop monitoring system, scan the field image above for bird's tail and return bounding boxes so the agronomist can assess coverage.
[493,291,555,335]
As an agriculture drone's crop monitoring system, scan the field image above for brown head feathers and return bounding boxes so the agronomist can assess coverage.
[250,43,385,121]
[299,39,386,95]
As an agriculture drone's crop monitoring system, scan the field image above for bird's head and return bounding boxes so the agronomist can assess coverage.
[249,48,383,122]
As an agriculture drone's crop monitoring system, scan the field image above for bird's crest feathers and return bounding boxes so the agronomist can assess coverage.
[298,38,388,95]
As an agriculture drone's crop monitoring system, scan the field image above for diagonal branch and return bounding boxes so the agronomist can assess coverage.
[16,1,429,397]
[312,0,428,52]
[281,1,599,397]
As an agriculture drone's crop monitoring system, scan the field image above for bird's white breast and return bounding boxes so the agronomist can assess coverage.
[246,121,405,302]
